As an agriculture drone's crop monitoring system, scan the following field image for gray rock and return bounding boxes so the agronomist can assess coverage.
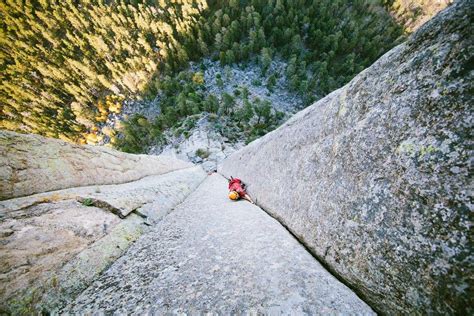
[0,130,192,200]
[0,200,120,313]
[0,131,206,314]
[193,58,305,113]
[64,174,373,314]
[155,115,244,172]
[220,2,473,314]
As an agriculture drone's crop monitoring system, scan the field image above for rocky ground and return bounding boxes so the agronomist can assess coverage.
[64,174,373,314]
[191,58,305,113]
[149,113,244,172]
[102,58,304,171]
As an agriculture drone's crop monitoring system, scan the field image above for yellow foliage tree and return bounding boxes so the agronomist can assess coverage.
[0,0,204,142]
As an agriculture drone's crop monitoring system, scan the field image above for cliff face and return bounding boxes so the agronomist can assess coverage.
[220,2,472,314]
[0,131,206,313]
[0,130,192,200]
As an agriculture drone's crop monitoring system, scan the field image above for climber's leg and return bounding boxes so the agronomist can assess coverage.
[242,194,255,204]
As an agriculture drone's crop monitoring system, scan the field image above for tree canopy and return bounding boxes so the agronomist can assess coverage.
[1,0,405,145]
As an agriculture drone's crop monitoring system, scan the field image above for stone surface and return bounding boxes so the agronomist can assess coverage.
[0,130,193,200]
[1,200,119,310]
[220,2,473,314]
[0,161,206,314]
[152,114,243,172]
[389,0,451,33]
[64,174,373,314]
[194,58,305,113]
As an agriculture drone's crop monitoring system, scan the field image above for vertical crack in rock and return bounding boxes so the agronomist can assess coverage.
[219,2,473,314]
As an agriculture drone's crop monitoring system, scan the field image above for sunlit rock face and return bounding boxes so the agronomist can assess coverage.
[0,130,192,200]
[388,0,452,33]
[0,131,206,313]
[220,2,473,314]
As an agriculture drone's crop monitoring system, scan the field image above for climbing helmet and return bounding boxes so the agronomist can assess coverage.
[228,190,239,200]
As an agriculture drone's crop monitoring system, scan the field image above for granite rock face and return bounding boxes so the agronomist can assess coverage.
[65,174,373,314]
[220,2,473,314]
[0,130,192,200]
[0,131,206,314]
[0,166,206,314]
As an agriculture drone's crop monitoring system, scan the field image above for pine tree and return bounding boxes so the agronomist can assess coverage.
[0,0,205,142]
[260,47,272,75]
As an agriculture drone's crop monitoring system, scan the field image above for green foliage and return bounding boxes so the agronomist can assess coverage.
[0,0,207,142]
[115,114,163,154]
[220,93,235,115]
[234,100,255,124]
[116,67,288,151]
[216,77,224,88]
[241,86,250,99]
[260,47,272,75]
[195,148,210,159]
[2,0,405,150]
[81,198,94,207]
[186,0,404,102]
[115,71,210,152]
[251,79,262,86]
[203,94,219,113]
[267,74,277,91]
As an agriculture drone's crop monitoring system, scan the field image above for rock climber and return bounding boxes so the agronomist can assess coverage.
[228,176,254,204]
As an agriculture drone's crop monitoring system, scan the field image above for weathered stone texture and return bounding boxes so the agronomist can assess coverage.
[0,166,206,314]
[65,174,373,314]
[0,129,207,314]
[220,2,473,314]
[0,130,193,200]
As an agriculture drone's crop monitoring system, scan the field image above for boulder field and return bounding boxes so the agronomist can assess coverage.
[220,2,472,314]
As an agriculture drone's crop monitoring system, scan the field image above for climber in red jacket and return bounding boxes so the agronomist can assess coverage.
[228,176,254,204]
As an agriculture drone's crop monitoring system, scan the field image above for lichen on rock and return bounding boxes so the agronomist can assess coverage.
[220,2,473,314]
[0,130,193,200]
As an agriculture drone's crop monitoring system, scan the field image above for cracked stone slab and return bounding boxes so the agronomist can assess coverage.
[1,166,206,220]
[0,130,193,200]
[73,166,207,218]
[65,174,373,314]
[0,166,207,314]
[219,2,473,314]
[0,200,119,312]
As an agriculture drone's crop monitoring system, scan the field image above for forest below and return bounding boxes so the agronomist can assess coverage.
[0,0,448,153]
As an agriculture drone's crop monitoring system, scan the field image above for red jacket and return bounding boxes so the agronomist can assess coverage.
[228,178,247,198]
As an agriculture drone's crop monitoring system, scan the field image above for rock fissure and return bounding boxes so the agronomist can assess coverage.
[63,174,374,314]
[220,2,473,313]
[0,143,207,313]
[243,194,379,313]
[0,2,471,314]
[76,197,127,219]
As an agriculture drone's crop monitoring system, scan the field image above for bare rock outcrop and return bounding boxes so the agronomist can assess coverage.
[0,130,192,200]
[0,131,206,314]
[220,2,472,314]
[65,174,373,314]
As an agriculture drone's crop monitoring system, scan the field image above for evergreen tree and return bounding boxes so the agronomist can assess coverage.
[260,47,272,75]
[1,0,405,148]
[0,0,207,143]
